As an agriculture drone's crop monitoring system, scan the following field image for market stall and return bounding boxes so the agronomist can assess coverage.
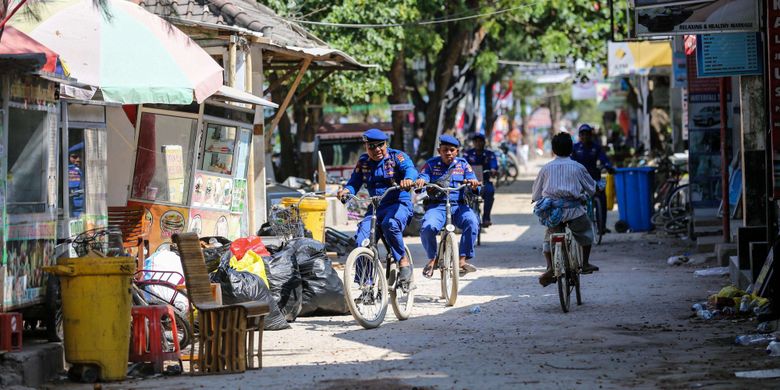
[115,91,276,252]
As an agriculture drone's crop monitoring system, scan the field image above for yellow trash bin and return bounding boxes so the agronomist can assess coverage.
[44,257,136,382]
[281,196,328,242]
[605,174,616,211]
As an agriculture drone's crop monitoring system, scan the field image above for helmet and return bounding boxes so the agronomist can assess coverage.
[578,124,594,133]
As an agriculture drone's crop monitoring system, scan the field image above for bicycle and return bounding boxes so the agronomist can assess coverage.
[550,225,583,313]
[587,178,607,245]
[340,186,415,329]
[418,183,470,307]
[651,164,690,235]
[267,191,324,242]
[464,188,484,246]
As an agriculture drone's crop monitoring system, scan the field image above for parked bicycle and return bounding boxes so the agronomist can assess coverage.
[340,186,415,329]
[550,225,583,313]
[494,146,518,188]
[417,183,470,306]
[267,191,324,242]
[651,162,690,235]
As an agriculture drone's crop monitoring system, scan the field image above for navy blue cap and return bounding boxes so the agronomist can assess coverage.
[68,142,84,153]
[578,124,594,133]
[439,134,460,147]
[471,133,486,140]
[362,128,388,142]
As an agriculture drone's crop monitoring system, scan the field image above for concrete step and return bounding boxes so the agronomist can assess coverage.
[729,255,753,290]
[715,243,738,267]
[697,235,723,253]
[694,225,722,237]
[694,217,722,228]
[0,341,63,388]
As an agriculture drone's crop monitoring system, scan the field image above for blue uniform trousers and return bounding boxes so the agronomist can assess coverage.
[482,182,495,222]
[420,204,479,260]
[354,200,413,262]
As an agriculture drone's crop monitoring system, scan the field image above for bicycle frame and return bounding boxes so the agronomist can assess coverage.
[550,228,581,278]
[421,183,469,269]
[342,186,403,263]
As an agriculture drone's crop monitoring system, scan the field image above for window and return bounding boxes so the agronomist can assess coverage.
[7,108,49,211]
[200,124,237,175]
[131,112,197,205]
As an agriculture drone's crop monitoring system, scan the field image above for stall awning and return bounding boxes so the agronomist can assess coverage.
[608,40,672,77]
[212,85,278,108]
[11,0,223,104]
[0,26,66,75]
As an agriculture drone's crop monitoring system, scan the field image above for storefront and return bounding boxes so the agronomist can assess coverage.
[1,74,60,310]
[111,91,275,252]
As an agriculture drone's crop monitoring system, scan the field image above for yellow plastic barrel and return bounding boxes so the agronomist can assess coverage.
[606,174,616,211]
[44,257,135,382]
[281,197,328,242]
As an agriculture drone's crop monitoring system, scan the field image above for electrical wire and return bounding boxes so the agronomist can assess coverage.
[288,4,529,29]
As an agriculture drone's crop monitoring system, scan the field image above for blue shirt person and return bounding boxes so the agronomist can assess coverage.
[463,133,498,227]
[415,135,481,279]
[338,129,417,283]
[68,142,85,218]
[571,124,615,234]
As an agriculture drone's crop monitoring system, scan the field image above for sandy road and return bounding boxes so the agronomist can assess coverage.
[51,170,780,389]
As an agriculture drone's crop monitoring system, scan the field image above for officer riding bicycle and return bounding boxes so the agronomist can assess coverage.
[463,133,498,228]
[416,135,481,279]
[337,129,417,284]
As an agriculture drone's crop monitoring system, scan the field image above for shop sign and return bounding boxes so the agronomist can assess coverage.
[191,172,233,211]
[768,0,780,198]
[636,0,711,8]
[608,40,672,77]
[390,103,414,111]
[231,179,247,213]
[696,32,762,78]
[163,145,186,204]
[636,0,759,36]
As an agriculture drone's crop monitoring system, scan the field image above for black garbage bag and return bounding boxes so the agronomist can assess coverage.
[291,238,349,316]
[266,245,303,322]
[210,267,290,331]
[199,236,232,273]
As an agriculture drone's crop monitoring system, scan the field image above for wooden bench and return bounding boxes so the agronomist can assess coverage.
[173,233,270,374]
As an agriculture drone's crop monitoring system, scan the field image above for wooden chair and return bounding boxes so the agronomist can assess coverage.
[108,206,149,272]
[172,233,270,374]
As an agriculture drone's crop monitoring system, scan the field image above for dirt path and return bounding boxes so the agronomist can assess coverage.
[51,168,780,389]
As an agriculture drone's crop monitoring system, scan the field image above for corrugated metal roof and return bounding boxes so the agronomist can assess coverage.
[138,0,324,49]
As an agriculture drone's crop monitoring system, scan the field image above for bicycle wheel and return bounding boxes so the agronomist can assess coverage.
[554,241,571,313]
[161,309,192,351]
[390,245,415,320]
[474,200,482,246]
[440,232,459,306]
[664,215,689,235]
[665,184,690,220]
[568,235,582,306]
[592,197,604,245]
[504,162,518,185]
[344,247,388,329]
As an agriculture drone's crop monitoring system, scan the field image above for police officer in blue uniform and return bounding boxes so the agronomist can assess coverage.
[463,133,498,227]
[415,135,481,278]
[338,129,418,282]
[68,142,85,218]
[571,124,616,233]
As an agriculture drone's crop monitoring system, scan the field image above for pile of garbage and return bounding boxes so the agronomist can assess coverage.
[691,285,771,321]
[202,235,349,331]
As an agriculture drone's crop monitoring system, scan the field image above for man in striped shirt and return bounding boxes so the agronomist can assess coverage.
[532,133,598,287]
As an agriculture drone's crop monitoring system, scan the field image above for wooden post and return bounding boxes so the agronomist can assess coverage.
[720,77,730,243]
[228,35,237,87]
[268,58,312,137]
[317,151,327,192]
[245,46,257,235]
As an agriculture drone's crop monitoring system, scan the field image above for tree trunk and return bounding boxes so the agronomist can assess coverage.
[300,102,322,180]
[389,51,406,150]
[270,73,296,181]
[417,26,471,161]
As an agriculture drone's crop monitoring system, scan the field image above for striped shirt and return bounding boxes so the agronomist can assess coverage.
[532,157,596,222]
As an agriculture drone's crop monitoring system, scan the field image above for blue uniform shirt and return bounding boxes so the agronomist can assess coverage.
[419,156,477,203]
[463,148,498,182]
[344,148,418,206]
[572,142,612,180]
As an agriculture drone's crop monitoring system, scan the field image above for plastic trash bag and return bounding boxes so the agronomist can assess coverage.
[266,244,303,321]
[230,236,271,259]
[292,238,349,316]
[229,250,269,288]
[210,266,290,331]
[200,236,232,273]
[141,250,188,312]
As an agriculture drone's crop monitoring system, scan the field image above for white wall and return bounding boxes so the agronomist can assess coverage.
[106,106,136,206]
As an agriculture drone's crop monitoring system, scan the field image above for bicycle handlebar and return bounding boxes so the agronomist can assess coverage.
[340,185,403,205]
[416,183,470,193]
